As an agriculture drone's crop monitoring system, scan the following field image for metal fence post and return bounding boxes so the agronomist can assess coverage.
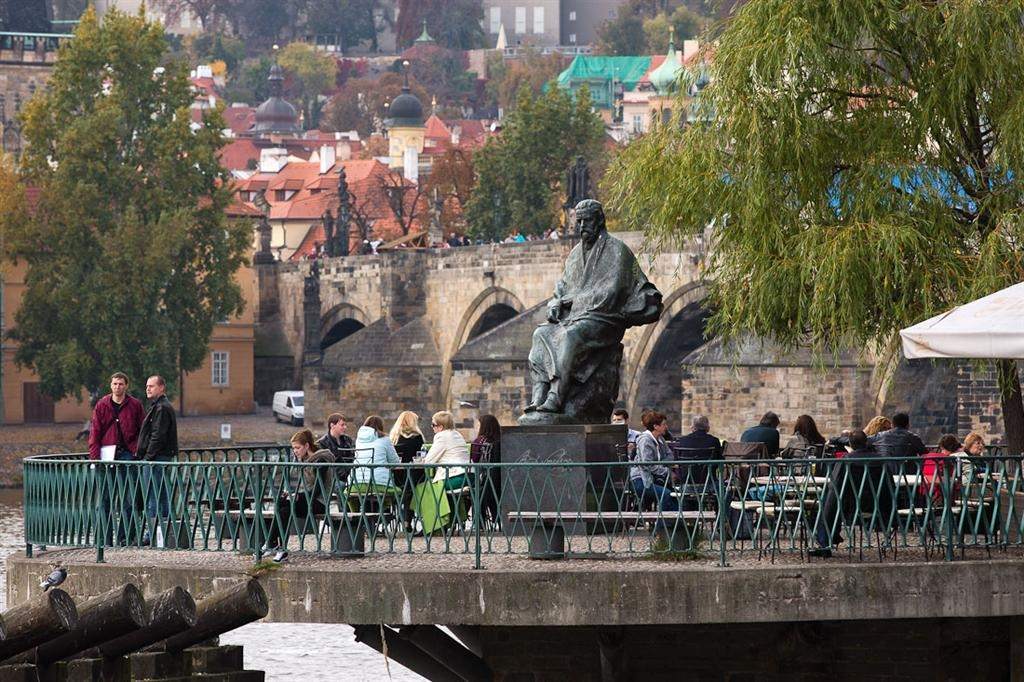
[718,464,727,567]
[472,463,483,570]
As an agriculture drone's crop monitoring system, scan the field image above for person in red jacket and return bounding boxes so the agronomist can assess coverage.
[88,372,144,545]
[88,372,144,460]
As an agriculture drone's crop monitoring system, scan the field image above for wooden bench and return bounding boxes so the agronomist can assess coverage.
[509,511,709,559]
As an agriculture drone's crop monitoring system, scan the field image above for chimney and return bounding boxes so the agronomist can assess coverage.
[451,126,461,146]
[319,144,336,174]
[403,147,419,183]
[259,147,288,173]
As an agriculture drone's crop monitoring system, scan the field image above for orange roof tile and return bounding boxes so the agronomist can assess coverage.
[219,138,261,171]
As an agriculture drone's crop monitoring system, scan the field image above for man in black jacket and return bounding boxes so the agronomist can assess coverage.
[316,413,353,481]
[136,375,179,545]
[869,412,926,462]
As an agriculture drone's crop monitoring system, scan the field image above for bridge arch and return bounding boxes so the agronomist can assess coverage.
[320,302,370,352]
[623,281,710,415]
[441,286,526,405]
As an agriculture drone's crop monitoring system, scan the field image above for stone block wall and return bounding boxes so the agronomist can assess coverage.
[448,360,531,428]
[680,363,876,441]
[304,365,442,431]
[481,617,1014,681]
[955,362,1023,444]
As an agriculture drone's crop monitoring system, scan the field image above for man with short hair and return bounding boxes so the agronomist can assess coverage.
[870,412,926,460]
[741,411,781,455]
[610,408,641,446]
[674,415,724,458]
[317,413,353,480]
[136,375,179,546]
[672,415,723,511]
[89,372,144,545]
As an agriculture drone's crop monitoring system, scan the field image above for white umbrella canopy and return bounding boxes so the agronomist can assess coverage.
[900,282,1024,360]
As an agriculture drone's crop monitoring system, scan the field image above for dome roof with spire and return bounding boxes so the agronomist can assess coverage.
[649,29,683,95]
[253,63,302,135]
[386,67,424,128]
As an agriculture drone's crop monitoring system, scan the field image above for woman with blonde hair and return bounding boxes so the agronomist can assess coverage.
[863,416,893,437]
[425,411,470,490]
[390,411,426,532]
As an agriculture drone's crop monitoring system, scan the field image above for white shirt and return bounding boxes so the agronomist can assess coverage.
[425,429,470,482]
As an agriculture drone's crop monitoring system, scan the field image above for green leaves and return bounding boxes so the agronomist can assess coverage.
[465,86,605,240]
[5,8,248,399]
[608,0,1024,360]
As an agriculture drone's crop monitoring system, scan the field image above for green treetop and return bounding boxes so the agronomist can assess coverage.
[278,41,337,129]
[465,85,605,240]
[608,1,1024,450]
[6,7,249,401]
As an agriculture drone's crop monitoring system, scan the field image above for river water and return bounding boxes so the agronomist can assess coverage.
[0,489,424,681]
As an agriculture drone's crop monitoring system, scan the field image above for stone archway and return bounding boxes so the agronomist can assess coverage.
[623,282,709,414]
[320,302,370,352]
[441,287,526,406]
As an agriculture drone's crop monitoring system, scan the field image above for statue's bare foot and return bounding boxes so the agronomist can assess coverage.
[536,396,561,413]
[523,403,539,413]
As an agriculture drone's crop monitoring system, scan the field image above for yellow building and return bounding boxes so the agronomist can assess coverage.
[385,71,426,176]
[0,225,258,423]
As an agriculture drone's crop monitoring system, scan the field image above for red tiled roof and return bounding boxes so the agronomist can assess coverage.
[226,197,262,217]
[219,138,261,172]
[239,159,428,260]
[424,114,450,142]
[223,106,255,135]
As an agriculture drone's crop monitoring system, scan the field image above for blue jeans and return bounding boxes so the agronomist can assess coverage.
[143,460,171,519]
[98,451,136,545]
[631,478,679,513]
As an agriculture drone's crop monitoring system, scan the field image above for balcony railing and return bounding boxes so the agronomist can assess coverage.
[22,448,1024,568]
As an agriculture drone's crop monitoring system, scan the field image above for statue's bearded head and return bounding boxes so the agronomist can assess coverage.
[574,199,606,246]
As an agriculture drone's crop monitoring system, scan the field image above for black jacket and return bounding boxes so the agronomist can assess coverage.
[869,427,927,459]
[316,432,355,463]
[136,394,178,461]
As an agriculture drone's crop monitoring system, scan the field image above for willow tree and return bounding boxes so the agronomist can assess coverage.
[5,8,249,400]
[608,2,1024,451]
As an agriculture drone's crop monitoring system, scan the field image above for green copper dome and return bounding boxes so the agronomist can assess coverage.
[649,29,683,95]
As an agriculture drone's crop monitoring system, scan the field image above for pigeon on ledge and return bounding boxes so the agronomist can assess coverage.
[40,566,67,592]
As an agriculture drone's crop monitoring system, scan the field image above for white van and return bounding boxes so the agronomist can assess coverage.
[272,391,305,426]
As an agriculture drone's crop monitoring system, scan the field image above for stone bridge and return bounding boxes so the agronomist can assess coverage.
[255,233,712,429]
[253,232,987,441]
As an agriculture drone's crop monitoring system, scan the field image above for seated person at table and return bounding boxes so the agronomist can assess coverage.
[810,430,893,557]
[869,413,926,466]
[959,432,987,483]
[264,430,335,563]
[741,412,781,455]
[426,411,471,490]
[780,414,826,458]
[674,415,723,457]
[828,416,889,457]
[352,416,400,490]
[921,434,961,507]
[629,411,679,513]
[672,415,722,509]
[611,408,642,449]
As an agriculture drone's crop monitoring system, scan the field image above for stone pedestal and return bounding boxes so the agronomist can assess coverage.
[500,424,625,532]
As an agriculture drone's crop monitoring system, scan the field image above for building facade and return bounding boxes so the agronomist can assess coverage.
[559,0,628,47]
[482,0,561,48]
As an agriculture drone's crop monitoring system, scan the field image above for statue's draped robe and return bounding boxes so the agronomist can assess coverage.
[530,232,662,386]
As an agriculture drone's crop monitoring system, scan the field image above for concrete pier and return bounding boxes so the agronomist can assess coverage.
[9,550,1024,680]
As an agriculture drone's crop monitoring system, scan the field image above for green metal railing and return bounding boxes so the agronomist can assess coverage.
[22,448,1024,568]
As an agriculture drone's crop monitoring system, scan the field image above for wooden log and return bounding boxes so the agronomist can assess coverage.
[155,580,268,653]
[25,584,147,665]
[84,587,196,659]
[0,589,77,661]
